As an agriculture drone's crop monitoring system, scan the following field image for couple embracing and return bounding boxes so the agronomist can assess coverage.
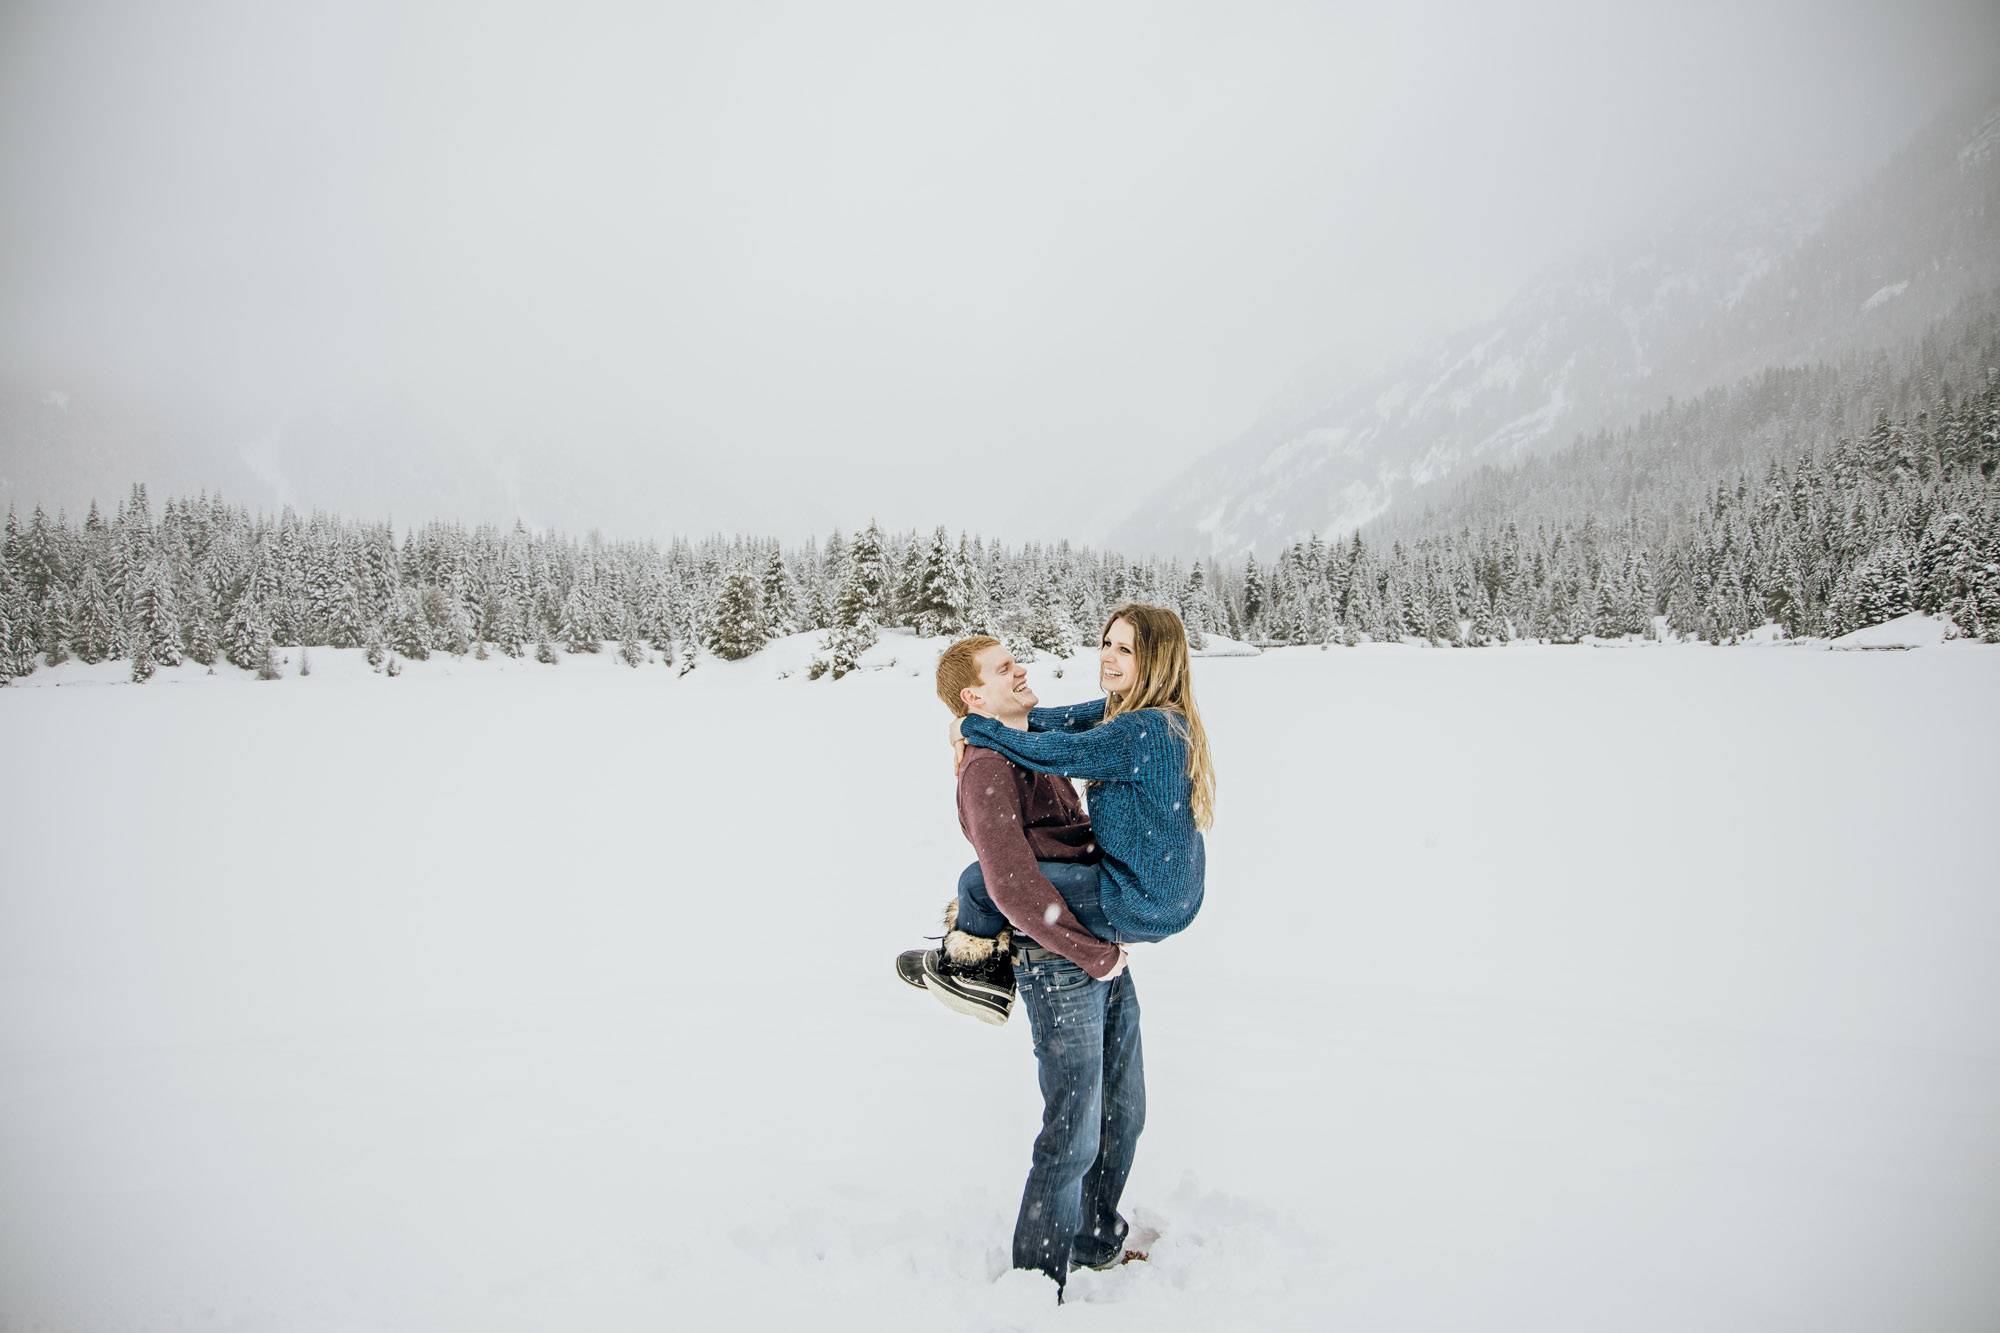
[895,602,1216,1300]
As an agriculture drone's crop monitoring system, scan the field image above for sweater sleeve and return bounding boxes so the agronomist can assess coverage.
[1028,698,1106,733]
[961,709,1146,783]
[957,750,1122,978]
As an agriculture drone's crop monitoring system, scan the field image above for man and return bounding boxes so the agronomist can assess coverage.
[896,636,1145,1296]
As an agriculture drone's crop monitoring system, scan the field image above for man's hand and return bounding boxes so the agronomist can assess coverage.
[1101,947,1130,981]
[949,715,967,777]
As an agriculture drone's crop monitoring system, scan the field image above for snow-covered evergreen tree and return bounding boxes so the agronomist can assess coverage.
[0,589,33,680]
[186,606,219,667]
[617,605,647,667]
[224,593,269,670]
[1024,567,1076,657]
[431,586,475,656]
[908,526,977,638]
[1180,564,1210,650]
[834,521,893,630]
[970,538,1000,634]
[389,587,433,661]
[706,566,767,661]
[758,544,799,637]
[644,581,677,664]
[38,585,73,666]
[137,562,183,667]
[72,566,114,663]
[810,617,876,680]
[559,583,599,655]
[912,524,964,640]
[16,507,59,603]
[253,625,282,679]
[330,581,370,649]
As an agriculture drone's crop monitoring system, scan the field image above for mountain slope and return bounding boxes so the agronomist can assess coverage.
[1111,93,2000,561]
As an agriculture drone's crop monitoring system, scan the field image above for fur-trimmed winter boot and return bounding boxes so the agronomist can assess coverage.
[898,899,1015,1025]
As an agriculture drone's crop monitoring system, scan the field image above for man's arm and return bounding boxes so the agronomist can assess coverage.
[958,748,1123,979]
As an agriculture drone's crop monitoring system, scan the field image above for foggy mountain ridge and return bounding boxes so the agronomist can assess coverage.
[6,86,1998,557]
[1108,92,2000,562]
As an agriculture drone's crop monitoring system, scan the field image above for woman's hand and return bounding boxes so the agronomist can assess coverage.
[948,715,967,777]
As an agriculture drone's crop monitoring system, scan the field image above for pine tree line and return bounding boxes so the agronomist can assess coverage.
[0,492,1236,683]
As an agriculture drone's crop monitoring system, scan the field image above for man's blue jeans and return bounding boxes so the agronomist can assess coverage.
[955,861,1145,1286]
[1012,949,1144,1285]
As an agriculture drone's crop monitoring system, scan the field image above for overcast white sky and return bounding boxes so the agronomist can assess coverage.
[2,0,1994,540]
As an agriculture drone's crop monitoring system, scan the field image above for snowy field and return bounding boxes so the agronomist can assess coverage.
[3,634,1998,1332]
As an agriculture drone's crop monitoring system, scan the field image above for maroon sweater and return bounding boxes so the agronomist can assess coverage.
[957,743,1122,979]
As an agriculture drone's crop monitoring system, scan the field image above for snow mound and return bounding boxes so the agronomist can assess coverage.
[1190,634,1260,658]
[747,627,922,679]
[1828,612,1952,650]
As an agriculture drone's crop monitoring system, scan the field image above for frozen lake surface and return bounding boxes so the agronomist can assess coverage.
[4,637,1998,1331]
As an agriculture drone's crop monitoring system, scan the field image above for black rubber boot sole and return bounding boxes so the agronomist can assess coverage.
[920,949,1014,1025]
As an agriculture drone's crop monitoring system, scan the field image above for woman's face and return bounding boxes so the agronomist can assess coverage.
[1099,618,1137,696]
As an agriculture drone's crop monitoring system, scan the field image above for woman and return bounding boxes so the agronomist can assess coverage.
[955,601,1215,947]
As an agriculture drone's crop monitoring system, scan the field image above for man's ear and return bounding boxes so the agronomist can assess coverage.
[960,685,980,711]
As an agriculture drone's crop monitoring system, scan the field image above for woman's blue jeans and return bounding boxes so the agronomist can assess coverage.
[953,860,1170,947]
[954,860,1146,1288]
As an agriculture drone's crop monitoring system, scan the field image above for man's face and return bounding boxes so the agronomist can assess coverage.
[963,644,1037,723]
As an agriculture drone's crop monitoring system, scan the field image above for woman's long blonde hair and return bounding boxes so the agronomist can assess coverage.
[1100,602,1216,830]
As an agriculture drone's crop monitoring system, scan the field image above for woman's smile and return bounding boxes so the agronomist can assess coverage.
[1099,617,1137,693]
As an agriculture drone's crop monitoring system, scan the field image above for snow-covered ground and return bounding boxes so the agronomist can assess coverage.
[3,635,1998,1331]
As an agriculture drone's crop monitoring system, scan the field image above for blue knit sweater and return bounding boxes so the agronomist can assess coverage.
[959,698,1204,940]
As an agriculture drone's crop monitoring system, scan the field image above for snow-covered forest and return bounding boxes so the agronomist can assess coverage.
[1365,300,2000,637]
[1283,306,2000,648]
[4,302,1998,688]
[0,489,1242,686]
